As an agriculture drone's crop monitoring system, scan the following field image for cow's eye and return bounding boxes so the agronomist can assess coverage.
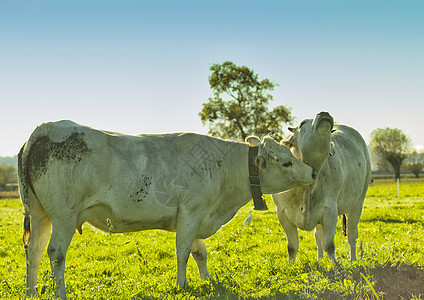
[283,162,292,167]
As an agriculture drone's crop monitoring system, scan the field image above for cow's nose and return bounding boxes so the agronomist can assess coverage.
[312,169,317,180]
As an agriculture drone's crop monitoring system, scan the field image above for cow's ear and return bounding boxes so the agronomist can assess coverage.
[282,134,295,148]
[288,127,296,133]
[282,139,291,147]
[255,156,266,170]
[246,136,260,147]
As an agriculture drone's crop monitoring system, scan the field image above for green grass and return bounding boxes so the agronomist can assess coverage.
[1,180,423,299]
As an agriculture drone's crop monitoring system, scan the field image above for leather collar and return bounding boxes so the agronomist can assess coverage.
[248,145,268,211]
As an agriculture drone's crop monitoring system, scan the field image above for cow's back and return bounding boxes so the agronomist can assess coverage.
[325,123,371,213]
[332,124,370,163]
[24,120,230,186]
[331,123,371,179]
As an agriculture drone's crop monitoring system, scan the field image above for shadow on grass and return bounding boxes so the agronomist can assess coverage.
[187,274,305,300]
[132,260,424,300]
[361,217,424,224]
[129,273,305,300]
[204,261,423,300]
[369,261,424,300]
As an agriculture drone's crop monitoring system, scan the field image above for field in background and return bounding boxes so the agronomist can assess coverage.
[1,179,423,299]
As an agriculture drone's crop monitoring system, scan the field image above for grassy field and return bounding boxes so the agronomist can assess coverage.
[1,179,423,299]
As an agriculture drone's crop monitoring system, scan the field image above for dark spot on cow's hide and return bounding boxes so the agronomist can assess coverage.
[216,159,222,167]
[28,132,91,181]
[131,176,152,202]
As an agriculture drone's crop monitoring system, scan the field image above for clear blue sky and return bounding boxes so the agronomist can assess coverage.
[1,0,423,156]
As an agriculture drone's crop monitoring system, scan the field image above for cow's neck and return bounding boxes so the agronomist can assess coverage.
[298,158,328,211]
[222,142,256,210]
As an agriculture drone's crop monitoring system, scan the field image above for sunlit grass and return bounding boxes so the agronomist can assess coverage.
[1,179,423,299]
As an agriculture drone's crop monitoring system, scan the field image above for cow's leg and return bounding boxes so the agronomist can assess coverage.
[175,215,201,289]
[277,211,299,261]
[346,206,363,261]
[191,239,210,280]
[346,185,367,262]
[321,209,338,262]
[314,224,324,260]
[47,218,75,299]
[25,198,52,297]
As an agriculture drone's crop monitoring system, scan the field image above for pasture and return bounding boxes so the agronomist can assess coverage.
[1,179,423,299]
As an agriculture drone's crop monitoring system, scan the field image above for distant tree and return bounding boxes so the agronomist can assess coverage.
[0,165,16,190]
[408,163,423,178]
[369,128,412,180]
[407,150,424,178]
[199,61,294,141]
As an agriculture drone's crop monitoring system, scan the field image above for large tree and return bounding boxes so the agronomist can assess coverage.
[199,61,294,141]
[369,127,412,180]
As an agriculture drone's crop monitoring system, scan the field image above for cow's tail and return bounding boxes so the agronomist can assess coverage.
[18,123,50,248]
[342,214,347,237]
[18,142,31,248]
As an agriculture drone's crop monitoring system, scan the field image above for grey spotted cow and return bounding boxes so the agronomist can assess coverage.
[272,112,372,262]
[18,120,316,299]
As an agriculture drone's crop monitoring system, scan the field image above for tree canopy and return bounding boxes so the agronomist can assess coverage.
[199,61,294,141]
[369,127,412,180]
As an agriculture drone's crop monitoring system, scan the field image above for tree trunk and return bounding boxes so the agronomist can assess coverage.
[389,161,401,181]
[394,167,401,181]
[235,118,247,141]
[387,156,403,181]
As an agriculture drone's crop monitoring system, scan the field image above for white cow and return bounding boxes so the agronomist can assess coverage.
[272,112,371,262]
[18,120,316,299]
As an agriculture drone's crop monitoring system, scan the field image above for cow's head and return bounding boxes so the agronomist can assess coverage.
[246,136,316,194]
[283,111,335,171]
